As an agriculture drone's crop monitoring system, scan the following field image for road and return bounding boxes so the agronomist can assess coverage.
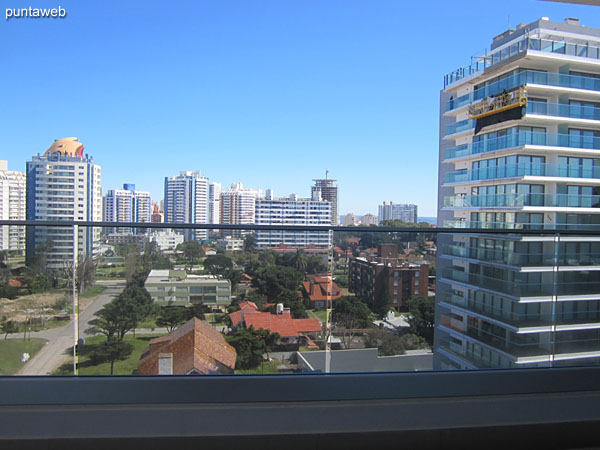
[15,281,125,375]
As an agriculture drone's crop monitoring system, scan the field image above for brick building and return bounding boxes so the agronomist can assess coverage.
[137,318,237,375]
[349,244,429,311]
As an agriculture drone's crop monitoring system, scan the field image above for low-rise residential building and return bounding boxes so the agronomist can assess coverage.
[301,274,343,310]
[137,318,237,375]
[150,230,184,251]
[349,244,429,311]
[216,236,244,252]
[145,269,231,310]
[105,232,146,247]
[229,303,321,346]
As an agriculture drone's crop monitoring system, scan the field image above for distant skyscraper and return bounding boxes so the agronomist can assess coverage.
[220,183,262,236]
[378,202,418,224]
[360,213,378,226]
[26,138,102,268]
[151,202,163,223]
[342,213,359,226]
[0,160,26,253]
[103,184,151,233]
[164,171,209,241]
[208,182,221,225]
[255,193,332,248]
[312,176,338,226]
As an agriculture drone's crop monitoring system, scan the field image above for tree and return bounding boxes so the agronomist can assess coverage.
[204,254,233,276]
[407,296,435,345]
[89,338,134,375]
[1,316,18,340]
[226,326,269,370]
[331,296,372,348]
[364,329,406,356]
[306,255,327,274]
[293,249,308,273]
[252,266,303,302]
[63,255,97,295]
[243,234,255,252]
[156,306,190,333]
[177,241,204,271]
[86,279,155,340]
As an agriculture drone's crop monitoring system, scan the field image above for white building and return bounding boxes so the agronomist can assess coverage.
[378,202,418,224]
[436,17,600,370]
[164,171,210,241]
[255,193,332,249]
[216,236,244,252]
[144,269,231,311]
[360,213,378,226]
[150,229,184,251]
[26,138,102,268]
[208,181,221,225]
[103,184,152,234]
[220,183,262,236]
[0,160,26,253]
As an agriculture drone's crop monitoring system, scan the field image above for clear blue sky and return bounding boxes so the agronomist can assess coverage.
[1,0,598,216]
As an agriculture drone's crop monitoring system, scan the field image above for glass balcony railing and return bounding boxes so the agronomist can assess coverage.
[445,119,475,136]
[441,244,600,267]
[442,267,600,298]
[526,101,600,121]
[443,220,600,230]
[443,193,600,209]
[445,131,600,160]
[444,36,600,88]
[4,219,600,376]
[446,70,600,112]
[444,162,600,184]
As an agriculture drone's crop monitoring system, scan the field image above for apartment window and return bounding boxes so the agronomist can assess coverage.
[393,289,398,295]
[415,280,420,286]
[415,289,419,295]
[415,271,420,277]
[393,280,398,287]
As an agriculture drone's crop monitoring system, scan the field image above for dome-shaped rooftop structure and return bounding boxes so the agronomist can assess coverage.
[43,137,85,158]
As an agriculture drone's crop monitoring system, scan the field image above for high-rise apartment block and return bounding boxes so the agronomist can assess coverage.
[220,183,262,236]
[103,183,151,233]
[312,178,338,225]
[436,18,600,370]
[255,193,332,249]
[0,160,26,253]
[26,138,102,268]
[378,202,418,224]
[208,182,221,225]
[164,171,209,241]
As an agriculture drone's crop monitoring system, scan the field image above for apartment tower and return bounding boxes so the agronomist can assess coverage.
[436,18,600,370]
[164,171,210,241]
[0,160,26,253]
[26,138,102,268]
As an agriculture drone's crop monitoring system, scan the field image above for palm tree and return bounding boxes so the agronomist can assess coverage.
[294,249,308,273]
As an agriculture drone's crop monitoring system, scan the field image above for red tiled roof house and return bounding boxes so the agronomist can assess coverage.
[138,318,237,375]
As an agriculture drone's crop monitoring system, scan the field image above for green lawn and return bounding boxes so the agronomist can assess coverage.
[309,309,328,322]
[80,285,106,298]
[235,360,292,374]
[54,334,163,376]
[0,338,47,375]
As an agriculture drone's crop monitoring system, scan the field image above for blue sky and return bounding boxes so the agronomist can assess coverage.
[1,0,598,216]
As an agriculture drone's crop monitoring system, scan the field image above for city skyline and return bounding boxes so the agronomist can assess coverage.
[2,1,598,216]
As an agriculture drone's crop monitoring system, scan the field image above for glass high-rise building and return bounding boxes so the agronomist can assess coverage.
[435,17,600,370]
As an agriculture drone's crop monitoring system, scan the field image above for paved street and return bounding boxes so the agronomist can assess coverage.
[15,281,125,375]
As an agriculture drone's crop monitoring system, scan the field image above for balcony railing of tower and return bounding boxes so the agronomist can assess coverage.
[446,70,600,113]
[445,131,600,160]
[444,162,600,184]
[444,36,600,88]
[443,193,600,209]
